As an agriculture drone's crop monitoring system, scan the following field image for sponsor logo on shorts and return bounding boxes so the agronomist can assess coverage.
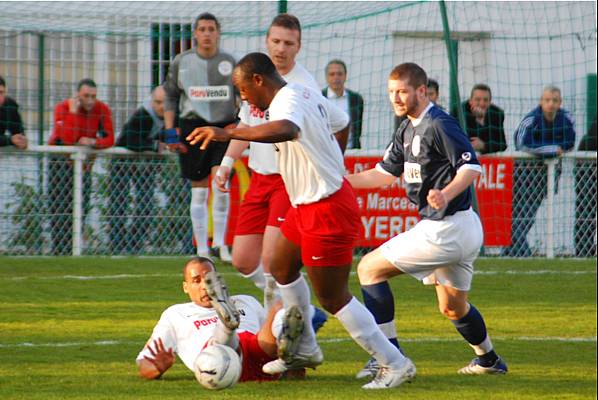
[461,152,472,161]
[311,256,324,260]
[188,86,230,101]
[277,217,285,222]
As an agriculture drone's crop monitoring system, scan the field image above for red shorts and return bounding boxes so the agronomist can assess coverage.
[280,180,360,267]
[235,172,291,236]
[237,331,278,382]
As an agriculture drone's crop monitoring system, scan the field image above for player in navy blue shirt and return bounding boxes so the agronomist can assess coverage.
[347,62,507,378]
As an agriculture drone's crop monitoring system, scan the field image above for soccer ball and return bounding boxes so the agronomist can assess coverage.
[194,344,242,390]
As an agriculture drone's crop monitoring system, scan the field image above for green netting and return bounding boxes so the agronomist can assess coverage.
[0,1,595,148]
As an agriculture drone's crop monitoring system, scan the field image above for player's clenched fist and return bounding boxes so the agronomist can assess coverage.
[427,188,447,210]
[186,126,231,150]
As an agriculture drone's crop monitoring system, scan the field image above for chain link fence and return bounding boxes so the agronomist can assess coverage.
[1,147,194,256]
[0,146,595,257]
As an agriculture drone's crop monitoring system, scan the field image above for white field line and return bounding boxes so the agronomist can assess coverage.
[2,269,596,281]
[1,336,595,348]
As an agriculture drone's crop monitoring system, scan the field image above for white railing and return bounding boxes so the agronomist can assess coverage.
[0,146,595,257]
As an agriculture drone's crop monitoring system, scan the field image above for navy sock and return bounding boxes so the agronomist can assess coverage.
[451,304,498,367]
[361,281,401,351]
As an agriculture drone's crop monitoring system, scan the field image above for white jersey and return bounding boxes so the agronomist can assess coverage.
[239,62,321,175]
[269,82,350,205]
[136,295,264,372]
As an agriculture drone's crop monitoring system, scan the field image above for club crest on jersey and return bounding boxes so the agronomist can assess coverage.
[462,152,472,161]
[218,60,233,76]
[188,86,230,101]
[404,162,422,183]
[411,135,421,156]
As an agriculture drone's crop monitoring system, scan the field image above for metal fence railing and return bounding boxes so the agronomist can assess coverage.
[0,146,595,257]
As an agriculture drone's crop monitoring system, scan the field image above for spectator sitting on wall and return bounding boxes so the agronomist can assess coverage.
[452,83,507,155]
[502,85,575,257]
[322,59,364,150]
[47,78,114,255]
[0,75,28,149]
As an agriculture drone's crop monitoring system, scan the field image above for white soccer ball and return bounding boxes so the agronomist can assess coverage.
[194,344,242,390]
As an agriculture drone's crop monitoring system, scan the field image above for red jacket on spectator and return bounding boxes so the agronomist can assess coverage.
[49,99,114,148]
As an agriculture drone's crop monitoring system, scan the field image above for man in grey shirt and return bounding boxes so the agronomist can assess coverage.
[163,12,237,260]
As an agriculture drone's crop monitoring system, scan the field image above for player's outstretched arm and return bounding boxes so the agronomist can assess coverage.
[138,338,175,380]
[187,120,299,150]
[215,129,251,192]
[346,168,396,189]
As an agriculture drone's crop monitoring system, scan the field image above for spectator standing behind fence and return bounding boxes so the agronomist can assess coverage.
[452,84,507,154]
[502,86,575,257]
[163,12,237,261]
[47,78,114,255]
[0,76,28,149]
[395,78,439,132]
[322,59,364,149]
[108,86,166,254]
[575,117,596,257]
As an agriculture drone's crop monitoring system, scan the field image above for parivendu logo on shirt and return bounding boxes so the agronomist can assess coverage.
[188,86,230,101]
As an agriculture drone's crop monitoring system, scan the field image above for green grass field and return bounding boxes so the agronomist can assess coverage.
[0,257,595,400]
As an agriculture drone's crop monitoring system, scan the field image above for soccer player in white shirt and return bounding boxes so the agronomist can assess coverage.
[347,62,507,379]
[187,52,415,390]
[214,15,343,311]
[137,257,312,382]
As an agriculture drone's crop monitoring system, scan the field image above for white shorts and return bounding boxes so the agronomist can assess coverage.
[380,208,483,291]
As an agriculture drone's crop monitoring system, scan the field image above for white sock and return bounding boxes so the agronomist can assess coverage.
[471,336,494,356]
[190,187,209,255]
[379,321,398,341]
[277,275,317,351]
[240,263,266,291]
[212,320,239,349]
[211,179,229,248]
[335,297,406,368]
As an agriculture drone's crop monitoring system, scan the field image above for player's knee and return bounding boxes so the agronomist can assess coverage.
[438,303,462,320]
[356,255,379,285]
[232,259,255,275]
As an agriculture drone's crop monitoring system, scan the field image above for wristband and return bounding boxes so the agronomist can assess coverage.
[220,156,235,169]
[164,128,179,144]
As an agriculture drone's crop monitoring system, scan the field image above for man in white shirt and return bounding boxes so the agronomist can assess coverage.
[322,59,364,149]
[214,14,343,312]
[137,256,322,382]
[186,52,415,390]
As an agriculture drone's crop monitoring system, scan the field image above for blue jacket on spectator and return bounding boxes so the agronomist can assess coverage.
[514,105,576,158]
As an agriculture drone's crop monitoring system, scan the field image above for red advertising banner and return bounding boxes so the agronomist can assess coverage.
[344,156,513,247]
[223,155,513,247]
